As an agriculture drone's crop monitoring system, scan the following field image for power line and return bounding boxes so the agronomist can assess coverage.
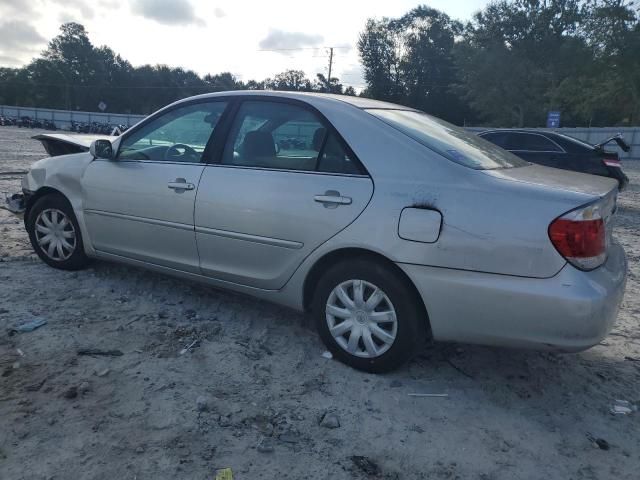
[257,46,351,52]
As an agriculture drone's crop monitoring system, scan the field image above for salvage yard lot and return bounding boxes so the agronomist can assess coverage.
[1,127,639,479]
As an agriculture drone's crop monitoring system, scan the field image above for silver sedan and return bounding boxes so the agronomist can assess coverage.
[16,91,627,372]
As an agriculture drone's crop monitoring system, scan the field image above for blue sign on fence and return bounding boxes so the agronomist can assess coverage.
[547,111,561,128]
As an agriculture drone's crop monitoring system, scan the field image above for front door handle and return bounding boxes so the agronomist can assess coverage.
[314,190,352,208]
[167,178,195,191]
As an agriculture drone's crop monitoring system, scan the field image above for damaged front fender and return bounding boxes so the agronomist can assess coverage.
[4,192,26,215]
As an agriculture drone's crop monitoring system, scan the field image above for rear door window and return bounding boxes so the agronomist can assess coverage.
[222,101,363,174]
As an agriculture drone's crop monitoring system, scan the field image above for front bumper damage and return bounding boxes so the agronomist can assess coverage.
[4,192,26,215]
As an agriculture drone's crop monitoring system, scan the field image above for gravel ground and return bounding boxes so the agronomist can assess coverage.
[1,126,639,480]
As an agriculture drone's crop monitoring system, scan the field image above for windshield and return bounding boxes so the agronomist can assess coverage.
[367,109,528,170]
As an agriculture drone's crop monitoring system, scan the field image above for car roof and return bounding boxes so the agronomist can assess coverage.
[480,129,556,136]
[179,90,417,111]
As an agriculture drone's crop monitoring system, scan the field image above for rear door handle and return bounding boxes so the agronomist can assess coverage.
[314,190,352,208]
[167,178,195,191]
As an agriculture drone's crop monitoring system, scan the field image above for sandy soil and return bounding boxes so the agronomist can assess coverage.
[1,126,639,480]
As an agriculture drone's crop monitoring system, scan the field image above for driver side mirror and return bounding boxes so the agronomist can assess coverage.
[90,139,114,160]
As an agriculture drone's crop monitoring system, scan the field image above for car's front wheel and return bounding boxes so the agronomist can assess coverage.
[26,194,90,270]
[312,258,427,373]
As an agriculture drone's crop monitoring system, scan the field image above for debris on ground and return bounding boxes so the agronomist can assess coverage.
[196,395,209,412]
[610,400,637,415]
[319,412,341,429]
[179,339,199,355]
[587,433,610,451]
[321,350,333,359]
[95,368,110,377]
[256,437,275,453]
[3,192,25,214]
[278,430,301,444]
[350,455,381,476]
[215,467,233,480]
[9,317,47,334]
[77,348,124,357]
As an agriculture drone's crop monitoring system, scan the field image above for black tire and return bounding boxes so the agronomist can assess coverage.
[312,258,427,373]
[26,194,90,270]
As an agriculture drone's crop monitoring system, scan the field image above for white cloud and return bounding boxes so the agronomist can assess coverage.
[130,0,205,27]
[0,0,490,91]
[259,29,324,52]
[51,0,95,19]
[0,20,47,53]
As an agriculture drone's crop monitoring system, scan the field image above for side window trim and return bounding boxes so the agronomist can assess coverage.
[115,98,232,164]
[201,99,240,164]
[314,129,330,172]
[207,96,368,177]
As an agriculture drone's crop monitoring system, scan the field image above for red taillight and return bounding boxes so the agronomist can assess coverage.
[548,199,613,271]
[603,155,621,168]
[549,218,605,258]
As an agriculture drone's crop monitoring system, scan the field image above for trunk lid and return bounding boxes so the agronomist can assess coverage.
[483,163,618,197]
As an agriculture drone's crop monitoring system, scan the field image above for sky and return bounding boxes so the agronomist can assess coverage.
[0,0,489,89]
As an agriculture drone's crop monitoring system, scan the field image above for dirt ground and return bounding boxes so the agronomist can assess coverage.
[1,126,639,480]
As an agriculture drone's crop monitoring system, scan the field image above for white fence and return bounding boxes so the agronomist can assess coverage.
[1,104,638,160]
[0,105,146,130]
[468,127,639,161]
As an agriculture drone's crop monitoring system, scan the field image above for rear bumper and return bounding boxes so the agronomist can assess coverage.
[399,242,627,351]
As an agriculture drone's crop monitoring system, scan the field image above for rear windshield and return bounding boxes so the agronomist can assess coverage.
[367,109,528,170]
[555,133,595,151]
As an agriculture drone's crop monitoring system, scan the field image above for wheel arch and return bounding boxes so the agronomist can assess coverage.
[302,247,432,336]
[24,186,70,223]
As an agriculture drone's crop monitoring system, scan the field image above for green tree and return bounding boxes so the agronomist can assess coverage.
[358,6,469,123]
[454,0,593,127]
[357,18,402,101]
[574,0,640,125]
[265,70,312,91]
[314,73,343,93]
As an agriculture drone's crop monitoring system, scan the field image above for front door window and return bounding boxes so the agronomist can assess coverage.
[117,102,228,162]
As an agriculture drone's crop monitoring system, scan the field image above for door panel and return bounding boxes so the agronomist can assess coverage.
[195,166,373,289]
[83,160,204,273]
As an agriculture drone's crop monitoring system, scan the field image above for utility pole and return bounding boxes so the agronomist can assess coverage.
[326,47,334,93]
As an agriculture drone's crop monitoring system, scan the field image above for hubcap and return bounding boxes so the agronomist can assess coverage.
[34,208,76,261]
[326,279,398,358]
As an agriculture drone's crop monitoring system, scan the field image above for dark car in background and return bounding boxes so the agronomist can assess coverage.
[478,130,629,190]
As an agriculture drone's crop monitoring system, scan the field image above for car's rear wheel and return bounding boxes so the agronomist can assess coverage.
[312,258,427,373]
[26,194,90,270]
